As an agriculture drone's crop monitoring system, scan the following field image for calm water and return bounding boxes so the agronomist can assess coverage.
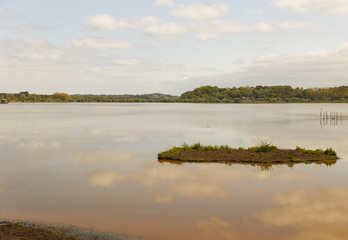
[1,103,348,240]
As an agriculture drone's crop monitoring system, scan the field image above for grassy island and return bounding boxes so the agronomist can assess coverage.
[158,143,338,163]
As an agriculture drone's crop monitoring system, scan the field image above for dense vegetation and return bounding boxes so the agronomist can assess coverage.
[158,143,338,163]
[1,85,348,103]
[180,85,348,103]
[158,142,280,157]
[0,92,178,103]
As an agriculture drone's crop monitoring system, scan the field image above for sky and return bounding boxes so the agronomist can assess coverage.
[1,0,348,95]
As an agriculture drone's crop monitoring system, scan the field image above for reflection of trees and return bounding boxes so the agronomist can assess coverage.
[158,159,337,171]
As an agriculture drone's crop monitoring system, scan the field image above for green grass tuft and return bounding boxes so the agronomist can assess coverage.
[251,142,278,153]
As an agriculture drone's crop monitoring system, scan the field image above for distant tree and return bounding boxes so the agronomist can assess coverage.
[53,93,72,102]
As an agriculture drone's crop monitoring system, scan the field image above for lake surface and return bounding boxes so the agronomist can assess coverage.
[1,103,348,240]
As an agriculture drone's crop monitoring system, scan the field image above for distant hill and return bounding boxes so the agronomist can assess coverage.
[115,93,179,100]
[0,92,179,103]
[70,93,179,102]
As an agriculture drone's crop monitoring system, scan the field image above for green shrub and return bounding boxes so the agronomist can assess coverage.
[191,142,203,150]
[158,146,183,158]
[324,148,337,157]
[181,143,190,150]
[296,146,305,151]
[296,146,325,154]
[254,142,278,153]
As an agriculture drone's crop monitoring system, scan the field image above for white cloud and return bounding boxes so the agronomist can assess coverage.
[23,38,47,46]
[153,0,176,7]
[18,52,50,60]
[245,8,265,15]
[0,8,14,16]
[253,22,275,32]
[112,135,140,142]
[196,33,220,41]
[86,14,245,40]
[273,0,348,15]
[194,43,348,88]
[72,36,134,49]
[278,20,311,30]
[4,24,48,31]
[253,21,311,33]
[112,59,139,66]
[169,3,230,20]
[0,38,145,93]
[195,20,249,40]
[134,16,161,28]
[87,15,128,30]
[85,13,310,41]
[87,15,161,31]
[1,38,61,62]
[144,22,189,39]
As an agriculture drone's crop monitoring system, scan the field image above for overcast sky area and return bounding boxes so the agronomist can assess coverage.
[1,0,348,95]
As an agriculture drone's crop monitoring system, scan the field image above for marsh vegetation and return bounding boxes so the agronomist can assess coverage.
[158,142,338,163]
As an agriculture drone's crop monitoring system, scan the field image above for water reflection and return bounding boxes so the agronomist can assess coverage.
[256,187,348,240]
[320,115,344,127]
[153,195,173,203]
[85,159,329,207]
[1,103,348,240]
[196,217,241,240]
[86,164,237,200]
[158,159,337,171]
[74,151,134,166]
[0,186,13,193]
[319,109,344,127]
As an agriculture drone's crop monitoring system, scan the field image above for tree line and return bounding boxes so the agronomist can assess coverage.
[180,85,348,103]
[1,86,348,103]
[0,92,178,103]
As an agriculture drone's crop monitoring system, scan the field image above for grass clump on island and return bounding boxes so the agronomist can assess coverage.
[158,142,338,163]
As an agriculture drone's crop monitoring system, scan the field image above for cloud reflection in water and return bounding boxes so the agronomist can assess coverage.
[74,152,134,166]
[256,188,348,240]
[0,103,347,240]
[86,161,325,205]
[196,217,240,240]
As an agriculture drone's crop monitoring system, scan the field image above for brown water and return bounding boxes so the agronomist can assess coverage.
[1,103,348,240]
